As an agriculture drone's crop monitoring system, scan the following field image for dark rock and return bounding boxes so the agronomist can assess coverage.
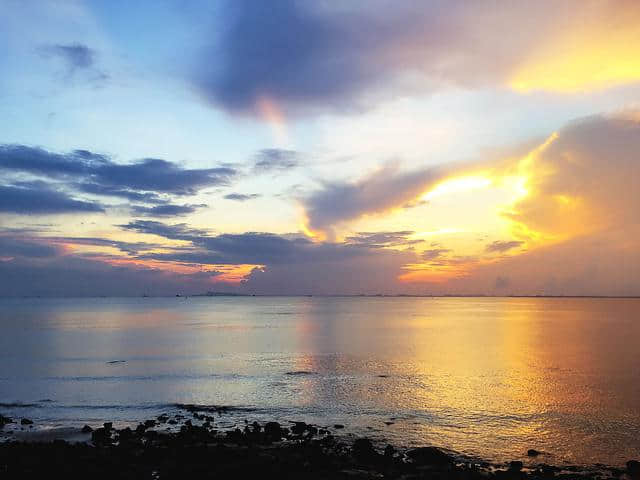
[168,419,178,425]
[117,427,134,441]
[264,422,283,440]
[135,423,147,435]
[509,461,524,471]
[91,427,112,445]
[103,422,113,431]
[291,422,307,435]
[20,418,33,425]
[628,460,640,477]
[333,424,345,429]
[528,449,542,457]
[0,414,13,428]
[406,446,454,466]
[81,425,93,433]
[251,421,261,433]
[157,414,169,423]
[384,444,395,457]
[352,438,379,463]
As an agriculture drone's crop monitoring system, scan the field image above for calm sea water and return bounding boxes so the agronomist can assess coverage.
[1,297,639,465]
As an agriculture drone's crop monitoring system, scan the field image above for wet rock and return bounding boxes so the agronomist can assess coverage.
[352,438,379,463]
[81,425,93,433]
[135,423,147,435]
[333,424,345,429]
[157,414,169,423]
[20,418,33,425]
[528,449,542,457]
[251,421,261,433]
[509,461,524,471]
[406,446,454,466]
[168,419,178,425]
[103,422,113,431]
[264,422,283,440]
[627,460,640,478]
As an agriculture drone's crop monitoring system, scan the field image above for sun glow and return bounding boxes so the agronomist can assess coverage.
[510,25,640,92]
[423,176,492,201]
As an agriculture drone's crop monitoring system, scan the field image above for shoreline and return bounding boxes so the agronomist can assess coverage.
[2,408,638,479]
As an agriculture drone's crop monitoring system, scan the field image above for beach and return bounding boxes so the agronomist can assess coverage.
[2,405,639,479]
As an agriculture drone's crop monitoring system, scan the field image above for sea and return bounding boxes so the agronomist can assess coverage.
[1,296,639,466]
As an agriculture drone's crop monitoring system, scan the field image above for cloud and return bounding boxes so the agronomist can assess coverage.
[0,182,105,215]
[303,164,446,237]
[345,231,422,248]
[252,149,300,173]
[0,254,222,297]
[41,43,94,70]
[119,220,208,242]
[38,43,109,86]
[193,1,640,116]
[224,193,261,202]
[422,248,451,261]
[485,240,524,253]
[131,204,206,217]
[0,235,61,258]
[0,144,237,211]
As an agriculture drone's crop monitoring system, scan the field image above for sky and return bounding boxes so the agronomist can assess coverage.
[0,0,639,296]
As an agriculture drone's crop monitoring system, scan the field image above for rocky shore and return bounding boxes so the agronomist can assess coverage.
[1,407,638,479]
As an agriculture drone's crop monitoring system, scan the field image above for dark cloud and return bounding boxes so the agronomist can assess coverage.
[0,255,222,297]
[485,240,524,253]
[76,183,166,204]
[224,193,261,201]
[422,248,451,261]
[345,231,422,248]
[0,183,105,215]
[0,235,61,258]
[252,149,300,173]
[41,43,94,70]
[45,236,161,256]
[0,144,237,209]
[131,204,206,217]
[193,0,571,115]
[121,220,383,266]
[119,220,208,242]
[303,164,446,237]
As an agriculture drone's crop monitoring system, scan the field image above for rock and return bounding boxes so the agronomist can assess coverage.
[20,418,33,425]
[352,438,379,463]
[627,460,640,477]
[406,446,454,466]
[333,424,345,429]
[135,423,147,435]
[168,419,178,425]
[157,414,169,423]
[384,444,396,458]
[118,427,134,441]
[144,419,156,429]
[528,449,542,457]
[509,461,523,471]
[91,427,112,445]
[264,422,283,440]
[103,422,113,431]
[291,422,307,435]
[81,425,93,433]
[0,414,13,428]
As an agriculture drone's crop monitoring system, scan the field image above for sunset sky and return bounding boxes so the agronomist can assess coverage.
[1,0,639,296]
